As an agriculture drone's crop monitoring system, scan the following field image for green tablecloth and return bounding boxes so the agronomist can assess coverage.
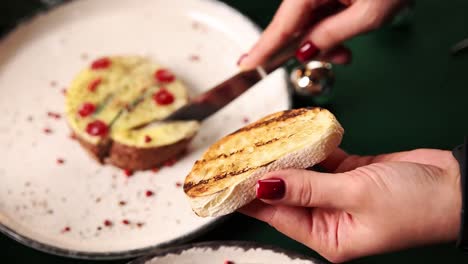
[2,0,468,263]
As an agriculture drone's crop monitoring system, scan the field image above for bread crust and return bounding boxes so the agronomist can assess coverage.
[184,107,344,217]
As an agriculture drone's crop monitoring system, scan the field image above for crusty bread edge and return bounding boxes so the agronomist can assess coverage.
[189,116,344,217]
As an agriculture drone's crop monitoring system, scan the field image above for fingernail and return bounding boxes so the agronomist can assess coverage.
[295,41,320,62]
[256,178,285,200]
[237,53,248,66]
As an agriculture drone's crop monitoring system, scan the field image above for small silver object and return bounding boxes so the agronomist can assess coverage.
[290,61,334,96]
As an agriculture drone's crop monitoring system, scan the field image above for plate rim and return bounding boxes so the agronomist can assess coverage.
[127,240,326,264]
[0,0,292,260]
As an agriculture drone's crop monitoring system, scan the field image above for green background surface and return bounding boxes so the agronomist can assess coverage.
[2,0,468,263]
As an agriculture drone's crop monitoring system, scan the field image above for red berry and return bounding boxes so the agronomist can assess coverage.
[153,88,175,105]
[88,78,102,92]
[144,135,152,143]
[104,220,113,227]
[91,57,111,70]
[154,69,175,83]
[85,120,108,137]
[145,190,154,197]
[124,169,133,177]
[78,102,96,117]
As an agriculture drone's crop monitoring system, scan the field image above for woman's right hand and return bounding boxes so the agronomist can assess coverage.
[238,0,409,69]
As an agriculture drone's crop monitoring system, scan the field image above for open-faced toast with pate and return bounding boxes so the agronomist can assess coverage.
[65,56,199,171]
[184,107,344,217]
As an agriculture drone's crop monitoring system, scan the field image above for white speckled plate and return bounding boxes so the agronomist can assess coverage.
[0,0,290,260]
[129,241,323,264]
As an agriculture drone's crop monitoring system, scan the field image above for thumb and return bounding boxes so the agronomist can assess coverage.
[256,169,354,209]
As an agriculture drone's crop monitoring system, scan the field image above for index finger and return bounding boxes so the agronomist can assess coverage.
[239,0,329,69]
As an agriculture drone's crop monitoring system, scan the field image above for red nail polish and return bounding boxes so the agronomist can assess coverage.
[237,53,248,66]
[256,178,285,200]
[295,41,319,62]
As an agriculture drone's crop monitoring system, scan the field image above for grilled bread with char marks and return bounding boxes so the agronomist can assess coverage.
[184,107,344,217]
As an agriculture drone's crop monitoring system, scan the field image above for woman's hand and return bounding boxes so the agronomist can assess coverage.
[240,148,461,263]
[238,0,409,68]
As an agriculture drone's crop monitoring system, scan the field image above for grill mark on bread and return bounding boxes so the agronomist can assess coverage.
[196,133,296,167]
[230,108,309,136]
[184,160,275,193]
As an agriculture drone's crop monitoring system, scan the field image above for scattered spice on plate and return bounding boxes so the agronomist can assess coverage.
[56,158,65,165]
[151,167,160,173]
[119,200,127,206]
[61,88,67,95]
[69,133,77,140]
[50,81,57,87]
[47,111,61,119]
[243,117,250,124]
[175,182,183,188]
[145,190,154,197]
[136,222,145,228]
[224,261,234,264]
[43,128,53,134]
[189,54,200,62]
[80,53,89,60]
[61,226,71,233]
[122,219,130,225]
[104,220,113,227]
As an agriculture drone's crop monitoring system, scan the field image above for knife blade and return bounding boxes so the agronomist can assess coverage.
[162,68,265,122]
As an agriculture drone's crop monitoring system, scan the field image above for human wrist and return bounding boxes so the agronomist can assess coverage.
[452,139,467,250]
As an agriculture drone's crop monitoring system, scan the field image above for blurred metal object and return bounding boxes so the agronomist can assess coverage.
[290,61,334,97]
[451,38,468,55]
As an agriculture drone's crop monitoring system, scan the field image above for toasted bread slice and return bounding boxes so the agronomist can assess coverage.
[65,56,199,169]
[184,107,344,217]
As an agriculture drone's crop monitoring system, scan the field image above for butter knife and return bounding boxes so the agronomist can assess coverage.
[159,38,302,123]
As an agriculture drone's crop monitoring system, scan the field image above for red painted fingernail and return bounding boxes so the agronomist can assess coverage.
[237,53,248,66]
[295,41,319,62]
[256,178,285,200]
